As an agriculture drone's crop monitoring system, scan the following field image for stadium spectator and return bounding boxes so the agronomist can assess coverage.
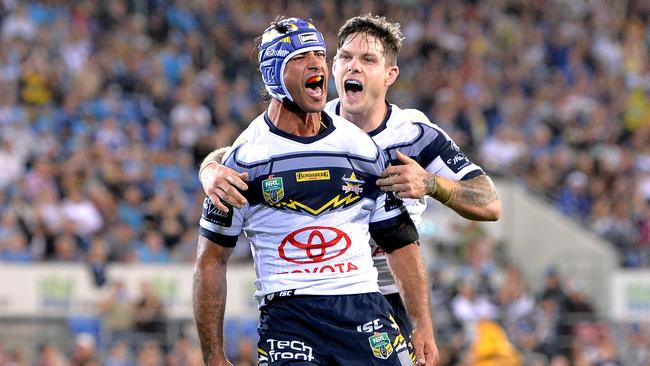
[1,0,649,364]
[98,280,134,339]
[132,281,167,338]
[105,341,133,366]
[68,333,98,366]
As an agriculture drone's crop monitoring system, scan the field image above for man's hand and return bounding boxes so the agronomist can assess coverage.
[377,151,434,199]
[411,327,439,366]
[200,162,249,213]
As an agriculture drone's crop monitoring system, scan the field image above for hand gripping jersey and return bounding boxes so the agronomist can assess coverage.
[199,112,415,303]
[325,99,485,294]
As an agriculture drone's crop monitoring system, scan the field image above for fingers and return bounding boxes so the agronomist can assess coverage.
[380,165,400,178]
[208,192,230,213]
[229,172,249,191]
[395,150,415,164]
[379,183,406,195]
[220,184,248,208]
[201,164,249,210]
[414,343,426,366]
[425,344,439,366]
[377,174,405,187]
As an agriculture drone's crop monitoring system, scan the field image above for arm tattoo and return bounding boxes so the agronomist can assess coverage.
[449,175,498,207]
[424,174,437,197]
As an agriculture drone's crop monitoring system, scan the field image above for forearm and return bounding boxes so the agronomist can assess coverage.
[193,244,229,364]
[386,243,434,334]
[199,146,230,177]
[427,174,501,221]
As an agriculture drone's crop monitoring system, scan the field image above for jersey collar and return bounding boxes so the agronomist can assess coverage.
[335,100,392,137]
[264,111,335,143]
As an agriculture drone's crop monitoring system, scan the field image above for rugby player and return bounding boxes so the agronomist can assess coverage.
[199,14,501,347]
[193,17,438,366]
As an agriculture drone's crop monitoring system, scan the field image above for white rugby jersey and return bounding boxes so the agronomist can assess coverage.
[325,99,484,294]
[199,111,414,303]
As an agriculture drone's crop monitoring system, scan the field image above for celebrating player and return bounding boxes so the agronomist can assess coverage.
[199,14,501,347]
[193,17,438,366]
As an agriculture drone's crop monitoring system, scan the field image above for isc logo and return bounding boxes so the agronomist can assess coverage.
[278,290,294,297]
[357,319,383,333]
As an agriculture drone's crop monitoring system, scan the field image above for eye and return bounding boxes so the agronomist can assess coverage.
[339,54,351,60]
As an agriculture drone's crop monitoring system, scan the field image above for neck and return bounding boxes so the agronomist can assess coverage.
[267,98,322,137]
[340,99,388,133]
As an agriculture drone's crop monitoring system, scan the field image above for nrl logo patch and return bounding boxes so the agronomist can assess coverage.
[368,332,393,360]
[262,176,284,204]
[341,172,364,195]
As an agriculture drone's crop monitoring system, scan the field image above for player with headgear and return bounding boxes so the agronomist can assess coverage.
[193,16,436,366]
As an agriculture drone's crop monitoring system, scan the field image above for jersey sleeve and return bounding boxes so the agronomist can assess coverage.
[368,147,419,251]
[198,136,250,247]
[198,196,245,247]
[387,109,484,181]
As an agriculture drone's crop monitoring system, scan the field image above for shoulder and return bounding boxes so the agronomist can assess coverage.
[330,113,378,149]
[324,98,340,115]
[223,114,267,163]
[321,113,386,166]
[390,106,436,129]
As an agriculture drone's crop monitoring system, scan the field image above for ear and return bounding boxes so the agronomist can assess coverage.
[385,65,399,87]
[331,55,337,72]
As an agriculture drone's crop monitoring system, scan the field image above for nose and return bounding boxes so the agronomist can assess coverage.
[305,52,324,70]
[347,56,362,72]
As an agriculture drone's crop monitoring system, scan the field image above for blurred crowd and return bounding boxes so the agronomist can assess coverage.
[1,0,650,365]
[0,0,649,268]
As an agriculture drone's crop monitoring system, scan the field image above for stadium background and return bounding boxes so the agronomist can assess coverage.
[0,0,649,365]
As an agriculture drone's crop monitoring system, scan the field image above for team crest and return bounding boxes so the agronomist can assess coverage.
[262,176,284,204]
[369,332,393,359]
[341,172,364,195]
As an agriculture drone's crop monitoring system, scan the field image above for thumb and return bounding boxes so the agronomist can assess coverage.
[239,171,249,180]
[395,150,413,164]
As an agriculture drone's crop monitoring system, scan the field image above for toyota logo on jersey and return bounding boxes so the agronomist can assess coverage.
[279,226,351,264]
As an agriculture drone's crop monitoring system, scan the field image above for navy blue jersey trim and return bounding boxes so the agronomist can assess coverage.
[264,112,335,143]
[334,100,392,137]
[367,102,392,137]
[198,228,238,247]
[383,124,426,158]
[229,147,381,169]
[460,169,484,180]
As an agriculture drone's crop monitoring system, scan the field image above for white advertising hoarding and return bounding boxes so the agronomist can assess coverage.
[0,263,258,319]
[610,270,650,322]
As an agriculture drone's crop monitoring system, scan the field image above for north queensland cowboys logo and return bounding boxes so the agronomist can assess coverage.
[262,176,284,204]
[341,172,364,195]
[369,332,394,359]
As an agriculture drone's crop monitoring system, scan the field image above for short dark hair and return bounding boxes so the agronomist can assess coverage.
[337,15,403,66]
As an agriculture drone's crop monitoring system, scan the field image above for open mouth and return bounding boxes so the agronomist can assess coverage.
[344,79,363,99]
[305,75,325,98]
